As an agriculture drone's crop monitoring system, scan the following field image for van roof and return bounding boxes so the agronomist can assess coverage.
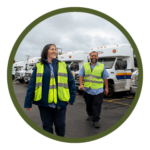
[58,51,88,61]
[27,57,41,64]
[13,61,27,67]
[91,44,132,57]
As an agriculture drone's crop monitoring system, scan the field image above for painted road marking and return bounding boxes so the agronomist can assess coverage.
[104,100,131,106]
[104,97,133,102]
[104,97,132,106]
[112,101,130,106]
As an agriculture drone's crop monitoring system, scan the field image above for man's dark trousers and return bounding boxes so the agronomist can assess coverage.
[83,91,103,122]
[38,106,66,136]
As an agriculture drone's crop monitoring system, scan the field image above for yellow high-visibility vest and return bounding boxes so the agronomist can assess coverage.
[33,61,70,103]
[84,62,104,89]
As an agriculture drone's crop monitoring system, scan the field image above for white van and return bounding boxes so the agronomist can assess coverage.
[24,57,40,83]
[58,51,89,78]
[75,44,138,97]
[14,61,27,83]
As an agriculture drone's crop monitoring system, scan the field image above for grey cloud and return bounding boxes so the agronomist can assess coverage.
[15,12,129,61]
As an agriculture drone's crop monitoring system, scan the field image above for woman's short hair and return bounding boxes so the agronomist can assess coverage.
[40,44,56,64]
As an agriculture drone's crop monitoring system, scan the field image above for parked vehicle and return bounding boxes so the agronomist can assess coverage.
[12,63,17,80]
[14,61,27,83]
[130,70,138,98]
[24,57,40,83]
[75,44,138,97]
[58,51,89,79]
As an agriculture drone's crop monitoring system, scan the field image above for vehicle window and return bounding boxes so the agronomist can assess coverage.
[134,57,138,68]
[115,59,123,70]
[70,62,79,71]
[27,65,34,70]
[133,51,138,68]
[16,67,22,71]
[98,58,115,69]
[13,67,17,71]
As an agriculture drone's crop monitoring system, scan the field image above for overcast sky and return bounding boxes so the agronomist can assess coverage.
[15,12,129,61]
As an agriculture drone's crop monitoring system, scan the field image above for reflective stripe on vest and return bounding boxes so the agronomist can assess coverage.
[33,61,70,103]
[83,62,104,89]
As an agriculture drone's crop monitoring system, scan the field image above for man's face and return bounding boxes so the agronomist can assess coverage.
[90,52,98,64]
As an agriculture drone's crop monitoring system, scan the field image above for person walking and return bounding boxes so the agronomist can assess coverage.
[24,44,76,136]
[79,51,109,128]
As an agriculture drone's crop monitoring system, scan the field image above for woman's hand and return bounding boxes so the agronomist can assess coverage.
[26,108,32,111]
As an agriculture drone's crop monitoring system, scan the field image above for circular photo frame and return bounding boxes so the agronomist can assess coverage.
[7,7,143,143]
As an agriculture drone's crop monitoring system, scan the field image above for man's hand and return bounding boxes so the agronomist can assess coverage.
[26,108,32,111]
[67,102,72,105]
[80,84,84,91]
[79,76,84,91]
[104,88,108,95]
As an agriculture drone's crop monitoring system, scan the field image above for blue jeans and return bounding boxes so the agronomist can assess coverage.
[38,106,66,137]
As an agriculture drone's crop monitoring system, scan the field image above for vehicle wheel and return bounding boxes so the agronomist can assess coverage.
[77,89,83,95]
[19,79,24,83]
[105,83,114,98]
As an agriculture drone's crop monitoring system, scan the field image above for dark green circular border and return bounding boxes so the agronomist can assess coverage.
[7,7,143,143]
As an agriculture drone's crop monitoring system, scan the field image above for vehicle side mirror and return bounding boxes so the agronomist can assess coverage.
[122,61,127,69]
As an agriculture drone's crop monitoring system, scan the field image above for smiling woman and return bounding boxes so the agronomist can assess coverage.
[24,43,76,137]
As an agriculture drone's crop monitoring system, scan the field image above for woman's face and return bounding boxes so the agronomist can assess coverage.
[47,45,57,59]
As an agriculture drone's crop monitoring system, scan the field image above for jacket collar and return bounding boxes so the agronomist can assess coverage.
[43,58,58,64]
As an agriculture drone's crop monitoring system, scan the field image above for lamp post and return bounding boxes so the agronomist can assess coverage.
[26,55,30,61]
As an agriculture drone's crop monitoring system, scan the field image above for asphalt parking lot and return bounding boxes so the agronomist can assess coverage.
[13,80,134,138]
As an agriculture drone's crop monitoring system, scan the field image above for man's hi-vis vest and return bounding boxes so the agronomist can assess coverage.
[33,61,70,104]
[83,62,104,89]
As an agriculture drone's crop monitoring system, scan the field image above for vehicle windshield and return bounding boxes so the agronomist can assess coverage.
[15,67,22,71]
[12,67,17,71]
[26,65,34,70]
[65,61,72,66]
[70,62,79,71]
[98,58,116,69]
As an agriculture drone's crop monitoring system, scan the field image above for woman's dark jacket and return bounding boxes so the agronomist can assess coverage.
[24,58,76,109]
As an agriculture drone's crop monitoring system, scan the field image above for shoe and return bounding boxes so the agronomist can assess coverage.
[93,122,100,128]
[86,116,92,121]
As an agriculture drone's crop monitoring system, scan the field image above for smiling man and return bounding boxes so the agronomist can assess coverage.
[79,51,109,128]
